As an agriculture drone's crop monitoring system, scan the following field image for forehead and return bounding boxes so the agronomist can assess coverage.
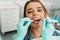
[26,2,42,9]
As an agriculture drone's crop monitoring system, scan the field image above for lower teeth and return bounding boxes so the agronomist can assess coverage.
[34,21,38,23]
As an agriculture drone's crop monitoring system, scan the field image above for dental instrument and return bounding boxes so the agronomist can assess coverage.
[19,17,60,26]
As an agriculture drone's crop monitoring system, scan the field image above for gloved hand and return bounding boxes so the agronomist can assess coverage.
[0,34,2,40]
[12,18,32,40]
[41,17,55,40]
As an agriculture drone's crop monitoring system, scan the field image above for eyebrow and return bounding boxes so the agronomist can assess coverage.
[27,7,42,10]
[37,7,42,9]
[27,8,32,10]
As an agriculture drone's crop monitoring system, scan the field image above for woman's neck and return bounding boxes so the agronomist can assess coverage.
[31,27,41,38]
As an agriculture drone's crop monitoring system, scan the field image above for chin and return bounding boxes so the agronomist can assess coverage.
[30,23,41,28]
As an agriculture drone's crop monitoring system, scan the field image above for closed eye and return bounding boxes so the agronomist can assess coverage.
[37,10,42,12]
[27,11,33,13]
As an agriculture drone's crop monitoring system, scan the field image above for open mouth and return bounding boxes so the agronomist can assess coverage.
[32,18,41,23]
[34,19,41,21]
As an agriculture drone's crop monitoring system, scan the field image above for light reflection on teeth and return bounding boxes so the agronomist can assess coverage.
[32,19,41,23]
[31,18,42,23]
[35,21,38,23]
[34,19,41,21]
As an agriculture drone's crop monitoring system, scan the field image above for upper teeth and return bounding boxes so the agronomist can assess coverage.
[34,18,40,20]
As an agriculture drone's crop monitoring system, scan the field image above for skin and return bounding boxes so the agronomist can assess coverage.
[25,2,45,38]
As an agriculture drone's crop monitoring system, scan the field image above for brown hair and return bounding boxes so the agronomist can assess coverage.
[24,0,48,39]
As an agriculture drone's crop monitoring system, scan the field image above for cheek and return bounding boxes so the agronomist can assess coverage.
[26,13,33,18]
[39,12,45,18]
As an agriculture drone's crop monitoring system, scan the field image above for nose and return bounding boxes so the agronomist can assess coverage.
[33,11,38,16]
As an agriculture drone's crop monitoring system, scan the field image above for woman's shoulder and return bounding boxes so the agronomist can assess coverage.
[53,30,60,36]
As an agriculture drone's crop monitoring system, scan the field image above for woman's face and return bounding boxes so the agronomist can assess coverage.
[26,2,45,28]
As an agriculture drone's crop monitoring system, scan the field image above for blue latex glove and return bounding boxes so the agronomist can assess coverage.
[51,16,60,23]
[41,18,55,40]
[12,18,32,40]
[0,34,2,40]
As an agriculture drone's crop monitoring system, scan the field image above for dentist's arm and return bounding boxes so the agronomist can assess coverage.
[41,18,55,40]
[12,18,31,40]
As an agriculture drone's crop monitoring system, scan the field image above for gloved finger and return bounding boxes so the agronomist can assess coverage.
[46,17,52,23]
[42,18,47,29]
[46,18,55,30]
[46,18,53,27]
[25,20,31,29]
[19,18,30,26]
[22,18,32,28]
[18,20,24,27]
[17,18,27,29]
[21,18,31,26]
